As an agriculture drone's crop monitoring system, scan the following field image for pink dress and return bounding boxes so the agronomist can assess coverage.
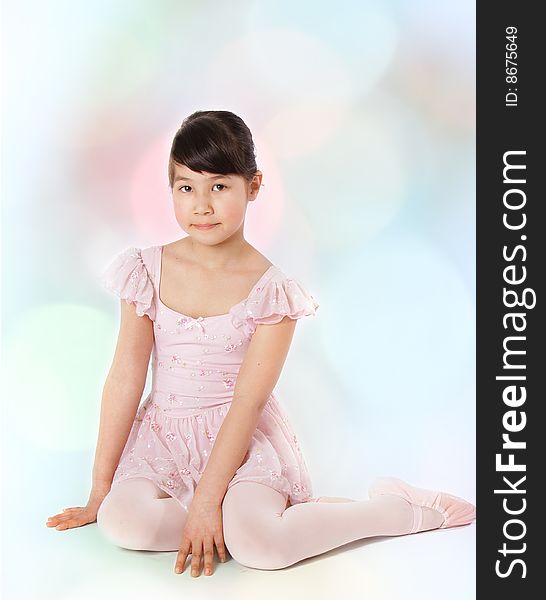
[100,244,320,511]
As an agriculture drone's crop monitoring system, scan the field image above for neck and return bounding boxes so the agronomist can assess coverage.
[186,231,250,270]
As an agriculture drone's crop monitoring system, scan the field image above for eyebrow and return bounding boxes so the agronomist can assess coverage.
[173,174,230,183]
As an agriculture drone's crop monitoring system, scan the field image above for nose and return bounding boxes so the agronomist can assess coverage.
[193,196,213,214]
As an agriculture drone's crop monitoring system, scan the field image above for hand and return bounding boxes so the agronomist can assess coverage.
[175,497,228,577]
[46,503,99,530]
[46,487,109,531]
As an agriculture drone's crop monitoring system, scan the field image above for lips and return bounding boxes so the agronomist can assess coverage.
[193,223,219,229]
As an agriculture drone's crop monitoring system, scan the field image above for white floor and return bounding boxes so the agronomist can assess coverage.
[11,517,475,600]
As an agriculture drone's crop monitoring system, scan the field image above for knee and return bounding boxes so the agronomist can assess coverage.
[222,508,289,570]
[96,493,153,551]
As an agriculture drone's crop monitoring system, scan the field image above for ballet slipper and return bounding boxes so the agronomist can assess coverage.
[368,477,476,533]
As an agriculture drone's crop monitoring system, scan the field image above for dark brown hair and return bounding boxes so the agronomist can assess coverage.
[168,110,258,190]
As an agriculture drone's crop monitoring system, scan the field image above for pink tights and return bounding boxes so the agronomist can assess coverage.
[96,478,444,570]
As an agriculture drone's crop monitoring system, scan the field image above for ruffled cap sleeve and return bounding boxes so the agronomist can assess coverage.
[99,247,156,320]
[231,270,319,337]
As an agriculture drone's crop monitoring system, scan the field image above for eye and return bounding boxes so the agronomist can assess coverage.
[177,183,228,192]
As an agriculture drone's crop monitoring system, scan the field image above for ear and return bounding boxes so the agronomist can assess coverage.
[248,171,263,200]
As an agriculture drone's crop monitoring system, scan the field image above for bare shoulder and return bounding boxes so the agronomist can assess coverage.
[243,248,274,275]
[162,238,192,264]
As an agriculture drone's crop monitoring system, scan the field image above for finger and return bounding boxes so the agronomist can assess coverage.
[46,519,60,527]
[214,533,228,563]
[56,515,86,529]
[54,519,74,530]
[46,513,75,526]
[175,540,190,574]
[191,541,202,577]
[203,537,214,576]
[47,513,65,521]
[48,508,81,522]
[50,513,80,525]
[58,514,91,530]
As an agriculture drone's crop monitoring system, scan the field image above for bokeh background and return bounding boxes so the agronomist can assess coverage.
[2,0,475,598]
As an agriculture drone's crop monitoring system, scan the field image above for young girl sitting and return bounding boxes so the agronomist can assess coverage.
[46,109,475,578]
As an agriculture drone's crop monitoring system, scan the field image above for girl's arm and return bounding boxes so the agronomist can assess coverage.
[91,299,154,493]
[193,316,298,505]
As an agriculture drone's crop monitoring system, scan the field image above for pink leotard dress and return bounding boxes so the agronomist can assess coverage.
[100,245,319,511]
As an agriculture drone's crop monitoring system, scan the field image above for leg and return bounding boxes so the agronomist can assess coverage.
[96,477,188,551]
[368,477,476,531]
[222,481,445,571]
[310,496,356,503]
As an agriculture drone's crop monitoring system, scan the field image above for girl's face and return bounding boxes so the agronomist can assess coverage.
[171,164,262,244]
